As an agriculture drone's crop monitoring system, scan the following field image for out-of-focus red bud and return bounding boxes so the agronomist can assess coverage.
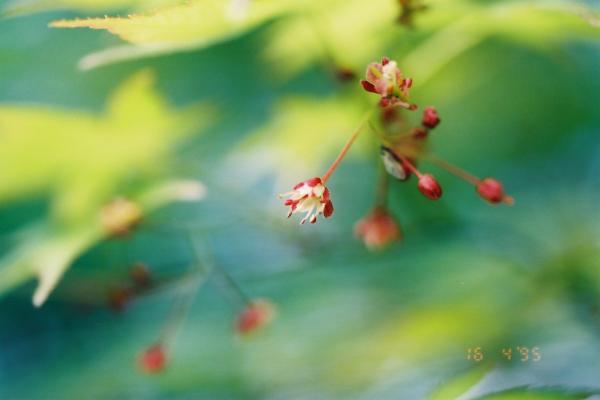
[139,344,166,374]
[422,107,440,129]
[236,299,275,335]
[418,174,442,200]
[354,207,402,250]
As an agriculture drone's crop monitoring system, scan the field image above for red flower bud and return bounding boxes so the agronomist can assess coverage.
[476,178,513,205]
[139,344,166,374]
[422,107,440,129]
[354,207,402,250]
[418,174,442,200]
[236,299,275,335]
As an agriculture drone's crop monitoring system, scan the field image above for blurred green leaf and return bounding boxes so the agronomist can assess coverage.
[0,70,210,305]
[428,364,491,400]
[49,0,303,69]
[1,0,178,16]
[474,386,598,400]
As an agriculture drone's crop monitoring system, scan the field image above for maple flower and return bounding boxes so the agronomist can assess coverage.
[361,57,416,110]
[279,110,374,224]
[236,299,276,335]
[280,177,334,224]
[355,207,402,250]
[138,344,167,374]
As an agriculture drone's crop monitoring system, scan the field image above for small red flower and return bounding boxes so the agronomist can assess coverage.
[279,177,334,224]
[236,299,275,335]
[417,174,443,200]
[139,344,166,374]
[477,178,514,205]
[422,107,440,129]
[355,207,402,250]
[361,57,416,110]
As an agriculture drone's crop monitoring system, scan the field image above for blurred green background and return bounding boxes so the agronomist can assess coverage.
[1,0,599,398]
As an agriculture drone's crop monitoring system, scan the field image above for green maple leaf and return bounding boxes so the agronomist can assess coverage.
[0,70,211,306]
[49,0,303,69]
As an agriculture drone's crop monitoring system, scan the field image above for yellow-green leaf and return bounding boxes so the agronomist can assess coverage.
[0,70,210,305]
[50,0,299,45]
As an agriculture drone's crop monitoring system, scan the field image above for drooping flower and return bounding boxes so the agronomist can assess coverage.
[236,299,276,335]
[138,344,167,374]
[361,57,416,110]
[279,177,334,224]
[355,207,402,250]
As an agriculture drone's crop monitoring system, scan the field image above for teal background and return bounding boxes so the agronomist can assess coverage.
[1,1,599,399]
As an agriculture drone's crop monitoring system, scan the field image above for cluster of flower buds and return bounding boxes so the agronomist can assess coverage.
[107,262,154,312]
[280,57,513,250]
[360,57,417,110]
[364,59,511,205]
